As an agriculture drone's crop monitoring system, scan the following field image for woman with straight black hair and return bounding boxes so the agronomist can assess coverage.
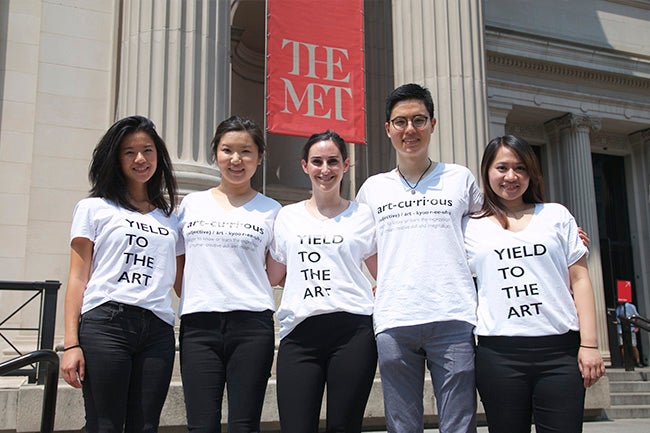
[61,115,179,433]
[464,135,605,433]
[175,115,281,433]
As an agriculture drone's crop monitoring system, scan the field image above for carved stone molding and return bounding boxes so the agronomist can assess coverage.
[487,53,650,91]
[545,113,602,135]
[505,122,545,142]
[629,128,650,146]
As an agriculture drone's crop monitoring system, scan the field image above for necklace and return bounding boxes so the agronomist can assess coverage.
[397,159,433,194]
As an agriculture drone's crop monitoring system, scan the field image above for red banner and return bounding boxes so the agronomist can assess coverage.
[266,0,366,144]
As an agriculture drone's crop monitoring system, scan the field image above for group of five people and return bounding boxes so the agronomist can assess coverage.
[60,83,605,433]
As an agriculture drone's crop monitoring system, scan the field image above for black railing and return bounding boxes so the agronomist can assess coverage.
[0,350,59,433]
[629,314,650,332]
[612,310,650,371]
[0,280,60,383]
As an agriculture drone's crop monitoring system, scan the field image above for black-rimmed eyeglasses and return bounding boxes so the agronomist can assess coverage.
[389,115,430,130]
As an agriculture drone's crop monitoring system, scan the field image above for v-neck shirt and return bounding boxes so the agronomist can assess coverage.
[463,203,587,337]
[270,200,376,339]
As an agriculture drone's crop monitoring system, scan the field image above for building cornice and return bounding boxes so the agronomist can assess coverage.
[485,27,650,88]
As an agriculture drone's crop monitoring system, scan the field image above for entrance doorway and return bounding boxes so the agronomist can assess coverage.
[593,153,640,367]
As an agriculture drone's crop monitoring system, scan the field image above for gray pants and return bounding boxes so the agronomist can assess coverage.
[376,320,477,433]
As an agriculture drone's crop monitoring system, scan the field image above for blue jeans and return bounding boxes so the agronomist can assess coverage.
[376,320,477,433]
[79,301,175,433]
[179,310,275,433]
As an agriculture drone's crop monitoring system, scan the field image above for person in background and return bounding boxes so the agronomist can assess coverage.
[356,83,482,433]
[617,300,645,367]
[61,115,179,433]
[266,130,377,433]
[464,135,605,433]
[175,115,281,433]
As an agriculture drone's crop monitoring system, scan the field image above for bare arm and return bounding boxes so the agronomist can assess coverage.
[364,253,378,281]
[570,255,605,388]
[174,255,185,297]
[61,237,93,388]
[266,252,286,287]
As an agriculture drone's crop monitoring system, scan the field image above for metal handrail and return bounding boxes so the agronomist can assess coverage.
[0,350,59,433]
[0,280,60,383]
[629,314,650,332]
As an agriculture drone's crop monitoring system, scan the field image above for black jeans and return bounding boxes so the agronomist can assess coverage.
[179,310,275,433]
[476,331,585,433]
[276,312,377,433]
[79,301,175,433]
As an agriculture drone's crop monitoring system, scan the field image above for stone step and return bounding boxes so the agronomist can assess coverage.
[1,373,611,432]
[604,405,650,419]
[610,392,650,405]
[609,381,650,393]
[605,368,649,382]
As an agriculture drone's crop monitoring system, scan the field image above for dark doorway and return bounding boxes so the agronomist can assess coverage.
[592,153,638,367]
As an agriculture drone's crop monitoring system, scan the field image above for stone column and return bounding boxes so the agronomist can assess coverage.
[391,0,488,175]
[487,100,512,139]
[117,0,231,195]
[628,129,650,356]
[545,113,611,362]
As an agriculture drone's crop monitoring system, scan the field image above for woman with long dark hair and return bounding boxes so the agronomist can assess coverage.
[464,135,605,433]
[61,115,178,433]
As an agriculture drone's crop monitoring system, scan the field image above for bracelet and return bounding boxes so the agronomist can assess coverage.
[63,344,81,351]
[580,344,598,349]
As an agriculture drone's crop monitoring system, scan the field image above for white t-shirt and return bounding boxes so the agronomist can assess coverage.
[177,189,281,316]
[70,197,179,325]
[356,162,483,335]
[270,201,376,339]
[463,203,588,337]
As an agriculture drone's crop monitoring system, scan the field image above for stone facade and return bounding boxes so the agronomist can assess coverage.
[2,0,650,430]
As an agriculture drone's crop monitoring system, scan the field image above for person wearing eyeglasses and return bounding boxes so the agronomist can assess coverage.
[356,83,482,433]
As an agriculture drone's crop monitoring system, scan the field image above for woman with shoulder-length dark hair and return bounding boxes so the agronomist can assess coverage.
[61,115,179,433]
[175,115,281,433]
[463,135,605,433]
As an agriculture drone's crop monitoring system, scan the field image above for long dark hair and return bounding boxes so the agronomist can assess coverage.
[89,115,177,216]
[475,135,545,229]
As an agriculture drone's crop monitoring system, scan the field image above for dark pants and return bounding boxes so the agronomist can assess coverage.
[79,301,175,433]
[476,331,586,433]
[276,312,377,433]
[179,310,275,433]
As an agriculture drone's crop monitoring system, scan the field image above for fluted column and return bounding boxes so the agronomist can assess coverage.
[545,113,610,362]
[391,0,488,175]
[117,0,230,195]
[628,129,650,340]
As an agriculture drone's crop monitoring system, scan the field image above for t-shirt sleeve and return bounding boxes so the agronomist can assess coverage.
[70,199,96,243]
[562,206,588,266]
[269,210,287,264]
[358,203,377,259]
[356,182,368,205]
[468,172,483,214]
[175,199,187,256]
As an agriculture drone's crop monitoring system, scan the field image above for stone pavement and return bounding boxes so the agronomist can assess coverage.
[367,418,650,432]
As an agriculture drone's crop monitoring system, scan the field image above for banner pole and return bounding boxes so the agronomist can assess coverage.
[262,0,269,196]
